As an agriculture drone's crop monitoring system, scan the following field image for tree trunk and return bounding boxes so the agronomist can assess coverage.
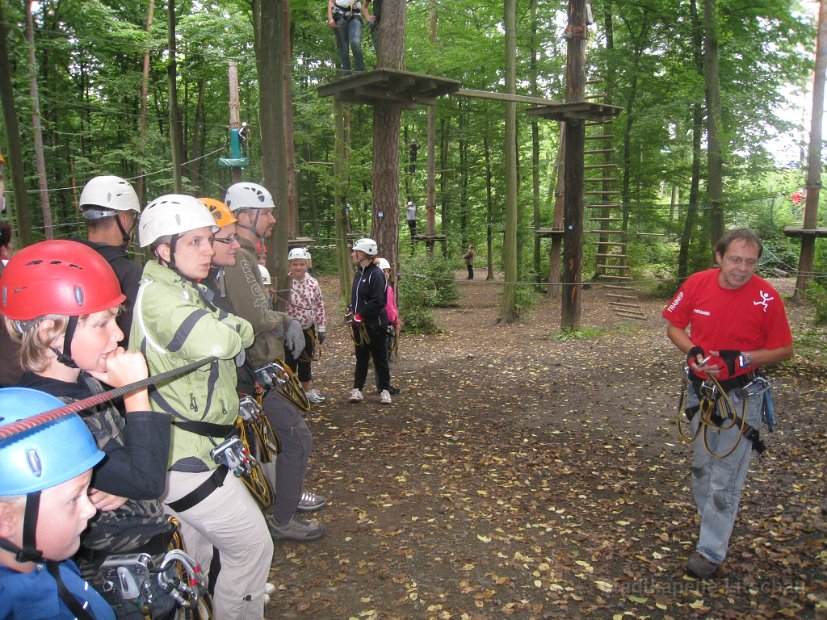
[425,0,437,259]
[530,0,541,282]
[0,1,32,245]
[191,79,205,189]
[334,101,352,304]
[167,0,185,193]
[25,1,53,239]
[484,123,495,280]
[283,0,298,239]
[561,0,587,330]
[439,116,450,258]
[137,0,155,206]
[548,125,565,298]
[254,0,289,304]
[501,0,518,322]
[704,0,724,246]
[794,0,827,300]
[679,0,705,283]
[370,0,405,274]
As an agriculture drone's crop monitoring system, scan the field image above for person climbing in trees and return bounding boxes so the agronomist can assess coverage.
[129,194,273,619]
[327,0,365,75]
[663,227,793,579]
[406,200,417,238]
[364,0,382,55]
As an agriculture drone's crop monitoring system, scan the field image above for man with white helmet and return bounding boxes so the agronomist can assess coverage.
[76,175,142,342]
[129,194,273,619]
[223,182,327,541]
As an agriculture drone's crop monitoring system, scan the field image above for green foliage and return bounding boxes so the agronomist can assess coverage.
[806,281,827,327]
[397,255,459,334]
[552,326,606,342]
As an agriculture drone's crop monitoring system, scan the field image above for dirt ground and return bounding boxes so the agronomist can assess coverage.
[265,269,826,619]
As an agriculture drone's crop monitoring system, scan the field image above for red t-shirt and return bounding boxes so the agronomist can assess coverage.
[663,269,792,377]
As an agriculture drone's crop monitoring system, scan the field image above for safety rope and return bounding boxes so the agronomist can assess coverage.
[255,360,310,412]
[299,328,322,363]
[0,356,218,441]
[676,370,764,459]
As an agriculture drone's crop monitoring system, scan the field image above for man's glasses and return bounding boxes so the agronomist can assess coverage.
[213,235,237,245]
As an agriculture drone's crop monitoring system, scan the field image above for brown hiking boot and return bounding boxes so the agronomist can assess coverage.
[686,551,719,578]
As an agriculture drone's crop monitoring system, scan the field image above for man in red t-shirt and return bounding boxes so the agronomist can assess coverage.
[663,228,793,579]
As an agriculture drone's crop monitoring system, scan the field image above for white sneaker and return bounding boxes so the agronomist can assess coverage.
[379,389,392,404]
[305,389,326,403]
[264,582,276,605]
[349,388,364,403]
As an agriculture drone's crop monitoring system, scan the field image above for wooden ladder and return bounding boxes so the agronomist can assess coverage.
[584,79,646,321]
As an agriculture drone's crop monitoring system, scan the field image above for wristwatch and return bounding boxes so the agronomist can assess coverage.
[739,351,753,368]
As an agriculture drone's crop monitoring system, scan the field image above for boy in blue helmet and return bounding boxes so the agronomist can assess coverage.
[0,387,114,619]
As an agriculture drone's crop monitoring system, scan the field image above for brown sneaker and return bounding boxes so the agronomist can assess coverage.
[686,551,718,578]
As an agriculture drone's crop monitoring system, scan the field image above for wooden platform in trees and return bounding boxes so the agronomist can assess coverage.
[288,236,315,248]
[317,69,461,107]
[535,227,565,238]
[525,101,623,122]
[784,226,827,238]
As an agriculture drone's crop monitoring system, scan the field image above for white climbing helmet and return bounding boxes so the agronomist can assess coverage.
[376,258,390,271]
[79,175,140,219]
[288,247,311,261]
[258,264,272,286]
[138,194,218,248]
[224,182,275,212]
[352,238,378,256]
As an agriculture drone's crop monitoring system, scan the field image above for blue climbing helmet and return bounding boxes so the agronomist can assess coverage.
[0,388,104,495]
[0,387,104,563]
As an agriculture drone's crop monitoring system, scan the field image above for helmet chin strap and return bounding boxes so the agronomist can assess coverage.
[115,213,134,248]
[236,209,262,238]
[157,234,199,284]
[51,316,79,369]
[0,491,45,563]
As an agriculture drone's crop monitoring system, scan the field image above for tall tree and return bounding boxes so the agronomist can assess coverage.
[678,0,705,282]
[794,0,827,300]
[136,0,155,206]
[501,0,518,322]
[24,1,52,239]
[370,0,406,273]
[704,0,724,246]
[167,0,185,192]
[254,0,290,299]
[0,1,31,245]
[529,0,541,281]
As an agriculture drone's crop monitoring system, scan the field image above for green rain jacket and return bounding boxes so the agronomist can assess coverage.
[130,260,254,472]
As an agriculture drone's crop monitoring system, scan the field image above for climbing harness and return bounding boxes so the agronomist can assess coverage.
[234,396,277,510]
[255,359,311,412]
[299,328,322,363]
[676,367,772,459]
[387,324,400,359]
[99,548,210,618]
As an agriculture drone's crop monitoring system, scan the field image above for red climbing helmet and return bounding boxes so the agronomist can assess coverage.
[0,240,125,321]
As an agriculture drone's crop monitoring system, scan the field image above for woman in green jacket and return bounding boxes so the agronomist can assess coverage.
[130,194,273,619]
